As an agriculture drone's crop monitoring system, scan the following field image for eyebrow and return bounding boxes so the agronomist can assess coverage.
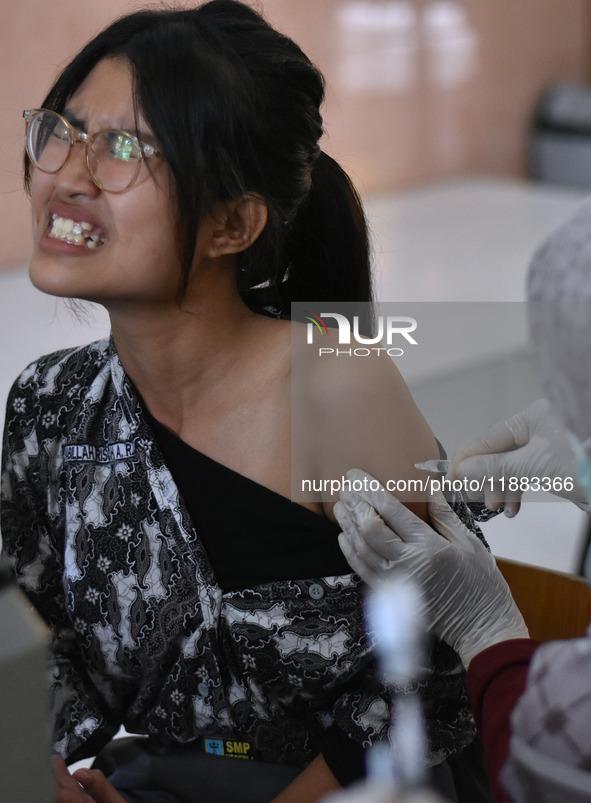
[62,108,156,145]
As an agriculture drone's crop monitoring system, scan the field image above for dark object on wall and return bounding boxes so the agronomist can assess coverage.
[531,84,591,189]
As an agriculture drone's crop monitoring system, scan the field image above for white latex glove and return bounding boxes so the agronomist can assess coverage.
[335,470,529,667]
[448,398,589,518]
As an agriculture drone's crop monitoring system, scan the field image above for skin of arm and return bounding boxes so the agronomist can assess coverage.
[293,335,439,523]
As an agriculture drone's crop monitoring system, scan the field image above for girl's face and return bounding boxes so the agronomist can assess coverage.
[28,57,182,311]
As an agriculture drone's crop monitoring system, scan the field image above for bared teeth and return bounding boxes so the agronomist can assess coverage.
[48,214,105,248]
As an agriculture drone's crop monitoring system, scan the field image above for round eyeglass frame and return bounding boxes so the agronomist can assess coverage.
[23,108,162,194]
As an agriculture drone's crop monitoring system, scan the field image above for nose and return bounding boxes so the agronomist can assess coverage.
[52,140,100,197]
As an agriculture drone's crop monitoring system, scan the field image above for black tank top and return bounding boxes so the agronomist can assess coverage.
[146,412,349,591]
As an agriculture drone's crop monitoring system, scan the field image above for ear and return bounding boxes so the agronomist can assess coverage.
[206,194,268,258]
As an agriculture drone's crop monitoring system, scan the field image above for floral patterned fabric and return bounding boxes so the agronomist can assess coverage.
[1,338,476,766]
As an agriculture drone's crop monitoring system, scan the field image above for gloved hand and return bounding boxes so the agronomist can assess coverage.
[335,470,529,667]
[447,398,589,517]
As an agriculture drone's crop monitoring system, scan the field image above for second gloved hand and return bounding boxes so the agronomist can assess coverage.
[448,398,589,517]
[335,470,529,667]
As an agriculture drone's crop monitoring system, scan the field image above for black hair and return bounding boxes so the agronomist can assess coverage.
[26,0,372,314]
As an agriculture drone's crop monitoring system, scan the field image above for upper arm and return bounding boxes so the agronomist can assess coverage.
[293,346,438,522]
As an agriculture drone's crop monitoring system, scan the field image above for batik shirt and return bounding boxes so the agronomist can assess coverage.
[1,338,476,766]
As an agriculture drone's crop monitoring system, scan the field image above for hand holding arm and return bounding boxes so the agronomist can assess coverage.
[447,398,589,517]
[335,470,529,667]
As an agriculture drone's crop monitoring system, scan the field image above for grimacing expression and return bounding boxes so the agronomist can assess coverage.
[28,57,184,309]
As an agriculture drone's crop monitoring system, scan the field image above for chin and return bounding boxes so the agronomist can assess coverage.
[29,256,84,300]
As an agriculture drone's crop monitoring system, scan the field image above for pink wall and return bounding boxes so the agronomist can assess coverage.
[1,0,589,271]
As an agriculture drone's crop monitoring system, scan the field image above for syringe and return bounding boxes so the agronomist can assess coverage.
[365,579,427,794]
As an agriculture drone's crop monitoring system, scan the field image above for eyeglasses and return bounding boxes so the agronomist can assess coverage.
[23,108,162,194]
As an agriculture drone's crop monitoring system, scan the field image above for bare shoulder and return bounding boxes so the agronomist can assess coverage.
[292,332,439,520]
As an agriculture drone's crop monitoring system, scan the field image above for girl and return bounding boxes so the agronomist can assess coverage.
[1,3,483,801]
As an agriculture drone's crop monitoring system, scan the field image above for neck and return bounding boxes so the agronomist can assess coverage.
[107,270,259,420]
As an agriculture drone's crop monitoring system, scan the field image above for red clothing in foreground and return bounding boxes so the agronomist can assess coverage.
[466,639,540,802]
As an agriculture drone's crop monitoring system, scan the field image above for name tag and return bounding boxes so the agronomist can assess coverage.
[64,441,136,463]
[203,737,256,760]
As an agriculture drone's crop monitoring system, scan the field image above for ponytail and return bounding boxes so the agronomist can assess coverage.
[242,152,373,318]
[284,152,372,304]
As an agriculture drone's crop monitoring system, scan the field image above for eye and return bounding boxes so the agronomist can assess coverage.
[98,131,140,162]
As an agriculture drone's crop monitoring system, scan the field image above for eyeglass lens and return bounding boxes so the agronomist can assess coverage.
[88,131,141,191]
[28,111,70,173]
[27,111,142,192]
